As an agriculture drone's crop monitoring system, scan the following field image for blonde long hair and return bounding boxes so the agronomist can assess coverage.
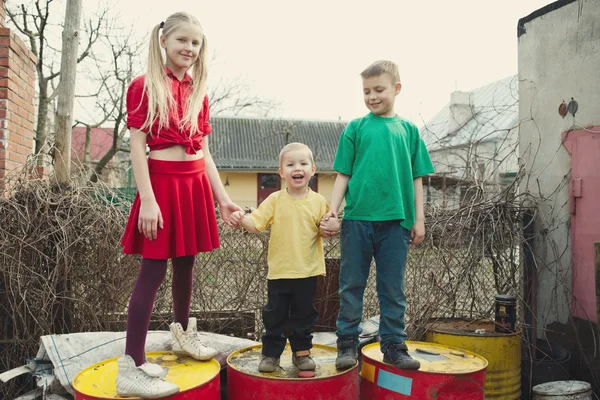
[140,12,208,135]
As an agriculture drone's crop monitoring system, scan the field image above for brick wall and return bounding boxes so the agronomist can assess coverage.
[0,0,37,185]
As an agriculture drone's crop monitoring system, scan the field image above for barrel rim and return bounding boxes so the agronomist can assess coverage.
[361,340,489,374]
[226,343,358,381]
[426,317,522,337]
[495,294,517,301]
[532,380,592,395]
[72,351,221,397]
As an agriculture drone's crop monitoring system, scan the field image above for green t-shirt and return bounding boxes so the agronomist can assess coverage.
[333,113,434,230]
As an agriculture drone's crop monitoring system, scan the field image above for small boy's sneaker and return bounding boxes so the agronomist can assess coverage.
[258,356,280,372]
[170,317,218,360]
[116,355,179,399]
[383,343,420,370]
[292,351,316,371]
[335,337,358,370]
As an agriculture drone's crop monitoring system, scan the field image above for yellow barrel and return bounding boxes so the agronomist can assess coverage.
[425,319,521,400]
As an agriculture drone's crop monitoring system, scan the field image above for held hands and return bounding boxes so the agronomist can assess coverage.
[229,210,245,229]
[411,218,425,245]
[220,202,243,227]
[138,199,164,240]
[320,211,340,238]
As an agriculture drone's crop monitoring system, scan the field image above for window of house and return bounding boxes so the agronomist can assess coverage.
[309,174,318,192]
[261,174,279,188]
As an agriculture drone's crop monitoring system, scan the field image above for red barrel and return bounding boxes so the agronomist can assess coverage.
[227,344,358,400]
[360,341,487,400]
[72,352,220,400]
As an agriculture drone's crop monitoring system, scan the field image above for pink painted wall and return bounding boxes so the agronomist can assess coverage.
[563,128,600,322]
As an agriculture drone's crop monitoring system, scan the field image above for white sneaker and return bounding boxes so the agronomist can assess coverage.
[139,362,165,378]
[170,317,217,360]
[116,355,179,399]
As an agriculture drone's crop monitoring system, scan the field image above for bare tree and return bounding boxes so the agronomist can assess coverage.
[74,49,277,185]
[75,26,143,183]
[208,75,277,116]
[6,0,107,164]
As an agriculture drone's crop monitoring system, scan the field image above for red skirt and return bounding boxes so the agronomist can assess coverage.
[121,158,220,259]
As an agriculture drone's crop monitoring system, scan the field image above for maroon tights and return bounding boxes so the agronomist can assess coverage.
[125,256,195,366]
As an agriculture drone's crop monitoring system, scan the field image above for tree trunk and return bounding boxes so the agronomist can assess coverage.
[90,120,124,183]
[90,146,116,183]
[54,0,83,186]
[35,79,49,163]
[83,125,91,164]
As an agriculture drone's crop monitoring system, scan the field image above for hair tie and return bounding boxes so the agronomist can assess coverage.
[160,21,165,29]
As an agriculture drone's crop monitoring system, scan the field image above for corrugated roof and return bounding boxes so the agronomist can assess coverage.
[420,75,519,152]
[71,127,114,163]
[209,116,347,171]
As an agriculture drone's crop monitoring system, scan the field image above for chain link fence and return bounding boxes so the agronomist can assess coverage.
[0,178,523,398]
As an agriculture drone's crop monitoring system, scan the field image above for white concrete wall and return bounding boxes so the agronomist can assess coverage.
[447,91,474,135]
[430,131,518,184]
[518,0,600,330]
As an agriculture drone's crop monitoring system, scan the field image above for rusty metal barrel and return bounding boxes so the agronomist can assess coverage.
[360,341,487,399]
[227,344,359,400]
[73,352,221,400]
[426,318,521,399]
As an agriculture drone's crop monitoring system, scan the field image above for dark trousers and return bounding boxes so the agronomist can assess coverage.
[261,277,319,358]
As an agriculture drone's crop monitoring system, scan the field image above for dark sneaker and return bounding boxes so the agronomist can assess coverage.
[383,343,420,370]
[292,353,316,371]
[335,337,358,370]
[258,356,280,372]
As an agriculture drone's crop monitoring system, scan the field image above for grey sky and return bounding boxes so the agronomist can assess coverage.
[86,0,551,124]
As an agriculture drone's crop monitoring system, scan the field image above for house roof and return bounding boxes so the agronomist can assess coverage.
[209,116,347,171]
[71,126,114,164]
[419,75,519,152]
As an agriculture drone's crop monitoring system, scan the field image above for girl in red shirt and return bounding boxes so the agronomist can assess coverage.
[117,11,241,398]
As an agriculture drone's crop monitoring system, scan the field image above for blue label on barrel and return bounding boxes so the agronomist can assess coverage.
[377,369,412,395]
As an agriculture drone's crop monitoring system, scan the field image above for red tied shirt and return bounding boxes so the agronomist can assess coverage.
[126,68,212,155]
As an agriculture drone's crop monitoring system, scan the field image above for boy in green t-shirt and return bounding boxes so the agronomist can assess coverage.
[321,60,434,371]
[230,142,340,373]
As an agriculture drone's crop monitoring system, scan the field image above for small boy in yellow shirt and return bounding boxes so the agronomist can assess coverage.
[230,142,340,373]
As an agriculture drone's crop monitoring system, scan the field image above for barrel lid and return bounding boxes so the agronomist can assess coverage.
[495,294,516,301]
[227,343,356,380]
[427,319,520,337]
[362,341,487,374]
[533,380,591,395]
[72,352,220,398]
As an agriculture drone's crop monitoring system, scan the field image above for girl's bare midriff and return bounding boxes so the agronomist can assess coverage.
[149,145,204,161]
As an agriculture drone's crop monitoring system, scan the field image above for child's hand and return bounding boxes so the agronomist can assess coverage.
[320,213,340,237]
[320,210,337,224]
[320,216,340,232]
[411,218,425,245]
[220,202,243,226]
[138,200,164,240]
[229,210,245,228]
[320,228,337,238]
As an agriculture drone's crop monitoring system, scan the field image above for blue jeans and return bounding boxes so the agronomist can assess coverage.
[336,219,411,352]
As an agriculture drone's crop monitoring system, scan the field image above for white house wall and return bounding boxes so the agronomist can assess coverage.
[430,131,518,184]
[518,0,600,331]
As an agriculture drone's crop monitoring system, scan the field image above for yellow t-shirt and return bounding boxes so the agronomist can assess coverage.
[249,188,329,280]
